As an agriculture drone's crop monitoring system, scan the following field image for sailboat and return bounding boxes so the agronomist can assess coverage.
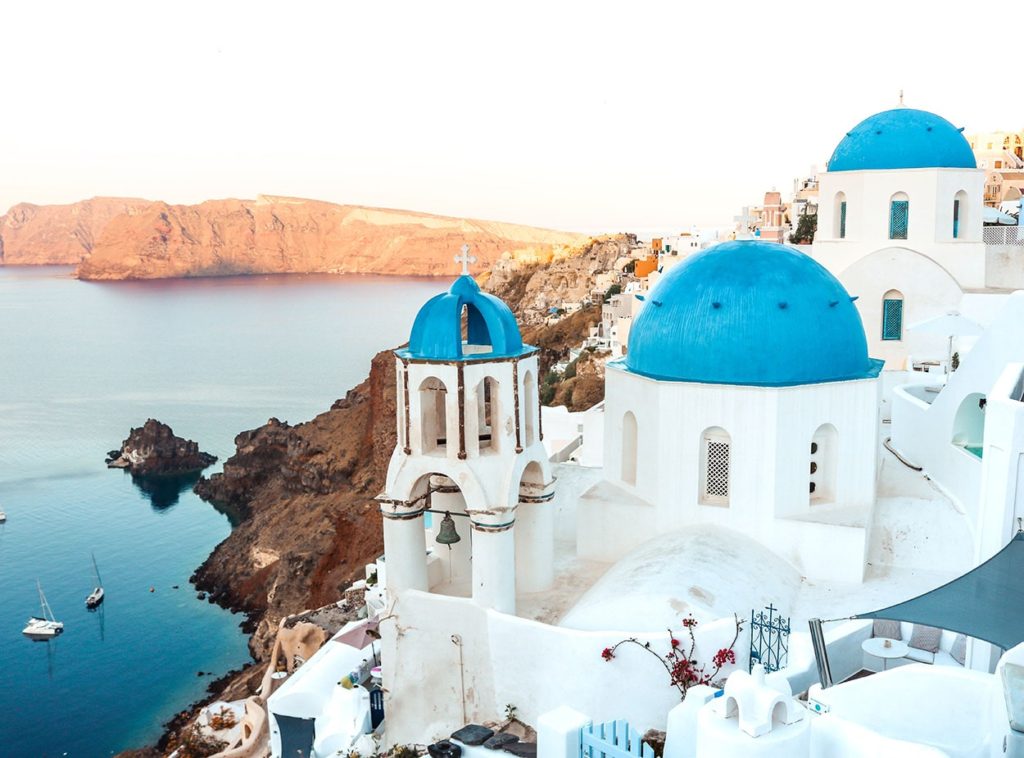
[23,581,64,639]
[85,553,104,609]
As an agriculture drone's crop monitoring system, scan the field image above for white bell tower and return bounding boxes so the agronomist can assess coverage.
[377,246,553,614]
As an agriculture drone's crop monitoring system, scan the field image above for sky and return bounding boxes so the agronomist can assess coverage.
[1,1,1018,233]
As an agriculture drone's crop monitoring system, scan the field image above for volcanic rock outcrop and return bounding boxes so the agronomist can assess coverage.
[0,197,150,265]
[106,419,217,476]
[74,195,585,280]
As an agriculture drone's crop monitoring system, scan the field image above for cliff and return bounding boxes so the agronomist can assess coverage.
[0,197,150,265]
[75,195,586,280]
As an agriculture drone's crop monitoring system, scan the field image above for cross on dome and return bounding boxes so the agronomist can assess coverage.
[455,244,477,276]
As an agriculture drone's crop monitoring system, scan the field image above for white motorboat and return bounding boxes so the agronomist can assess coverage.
[23,581,63,639]
[0,510,6,522]
[85,553,104,609]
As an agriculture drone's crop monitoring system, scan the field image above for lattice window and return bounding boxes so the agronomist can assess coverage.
[889,200,909,240]
[704,440,730,501]
[839,201,847,239]
[882,298,903,341]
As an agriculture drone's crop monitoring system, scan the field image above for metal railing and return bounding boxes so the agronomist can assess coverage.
[983,226,1024,245]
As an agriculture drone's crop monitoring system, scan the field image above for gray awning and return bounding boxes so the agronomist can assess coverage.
[855,532,1024,651]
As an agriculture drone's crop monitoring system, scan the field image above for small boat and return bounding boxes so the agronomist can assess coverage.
[85,553,104,609]
[0,509,6,522]
[23,581,63,639]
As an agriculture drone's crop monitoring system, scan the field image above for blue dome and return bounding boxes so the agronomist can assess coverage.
[398,275,529,361]
[828,108,976,172]
[625,241,882,386]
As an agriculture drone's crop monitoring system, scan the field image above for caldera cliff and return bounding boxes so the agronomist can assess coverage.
[0,197,150,265]
[74,195,586,280]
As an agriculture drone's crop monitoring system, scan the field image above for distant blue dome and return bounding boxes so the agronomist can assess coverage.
[625,241,882,386]
[398,275,529,361]
[828,108,976,172]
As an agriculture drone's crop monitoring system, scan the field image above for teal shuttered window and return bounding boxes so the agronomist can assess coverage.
[839,201,847,239]
[882,297,903,341]
[953,199,961,239]
[889,200,909,240]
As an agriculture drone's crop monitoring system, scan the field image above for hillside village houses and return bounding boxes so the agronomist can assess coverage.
[196,106,1024,758]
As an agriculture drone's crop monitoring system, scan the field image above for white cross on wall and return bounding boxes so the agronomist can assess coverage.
[455,244,477,276]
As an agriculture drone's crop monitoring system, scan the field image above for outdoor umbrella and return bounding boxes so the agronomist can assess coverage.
[908,311,984,374]
[333,617,381,664]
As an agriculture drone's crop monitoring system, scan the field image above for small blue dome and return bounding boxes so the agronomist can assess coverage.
[625,241,882,386]
[828,108,976,172]
[398,275,529,361]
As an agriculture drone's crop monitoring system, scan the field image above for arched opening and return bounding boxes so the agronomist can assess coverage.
[476,376,499,452]
[881,289,904,341]
[809,423,838,504]
[515,460,553,593]
[621,411,638,486]
[419,377,448,454]
[952,392,987,459]
[461,303,494,356]
[833,191,847,239]
[953,190,968,239]
[523,369,537,447]
[889,192,909,240]
[421,473,472,597]
[700,426,731,507]
[771,700,788,728]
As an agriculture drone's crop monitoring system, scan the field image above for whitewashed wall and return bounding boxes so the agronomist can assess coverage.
[588,366,879,582]
[380,590,743,746]
[814,167,987,289]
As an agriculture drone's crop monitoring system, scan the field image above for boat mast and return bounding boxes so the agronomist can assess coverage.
[37,580,55,623]
[91,552,103,587]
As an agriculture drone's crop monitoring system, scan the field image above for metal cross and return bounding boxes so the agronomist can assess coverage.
[899,89,904,106]
[455,244,476,276]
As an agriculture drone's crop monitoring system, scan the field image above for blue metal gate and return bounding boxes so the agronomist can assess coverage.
[580,720,654,758]
[749,604,790,674]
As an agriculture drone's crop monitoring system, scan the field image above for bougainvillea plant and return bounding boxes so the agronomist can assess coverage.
[601,613,744,699]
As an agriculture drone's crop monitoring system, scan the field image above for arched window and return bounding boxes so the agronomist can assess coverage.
[523,370,536,447]
[700,427,731,506]
[881,290,904,341]
[953,190,968,239]
[419,377,448,453]
[809,424,837,504]
[834,191,847,239]
[889,192,909,240]
[476,376,499,452]
[952,393,987,459]
[460,303,494,355]
[621,412,638,486]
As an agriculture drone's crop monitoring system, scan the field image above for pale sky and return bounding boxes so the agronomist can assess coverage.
[1,1,1017,232]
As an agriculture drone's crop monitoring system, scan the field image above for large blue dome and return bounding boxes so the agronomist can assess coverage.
[828,108,976,172]
[398,275,530,361]
[625,241,882,386]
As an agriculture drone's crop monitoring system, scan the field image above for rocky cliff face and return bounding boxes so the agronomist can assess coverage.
[192,351,397,657]
[485,233,636,324]
[0,197,150,265]
[75,195,585,280]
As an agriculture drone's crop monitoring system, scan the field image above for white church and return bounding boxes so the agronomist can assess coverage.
[263,106,1024,758]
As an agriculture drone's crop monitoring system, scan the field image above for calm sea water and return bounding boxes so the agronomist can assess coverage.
[0,267,445,756]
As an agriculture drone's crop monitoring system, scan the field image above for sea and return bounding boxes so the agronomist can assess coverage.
[0,266,446,756]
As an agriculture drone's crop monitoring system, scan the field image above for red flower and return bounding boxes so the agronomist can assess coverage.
[712,648,736,668]
[602,647,615,661]
[681,617,698,628]
[670,638,681,648]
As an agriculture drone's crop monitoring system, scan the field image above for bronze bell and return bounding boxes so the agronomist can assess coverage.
[435,512,461,546]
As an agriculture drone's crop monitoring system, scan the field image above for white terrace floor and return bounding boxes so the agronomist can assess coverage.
[510,428,974,633]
